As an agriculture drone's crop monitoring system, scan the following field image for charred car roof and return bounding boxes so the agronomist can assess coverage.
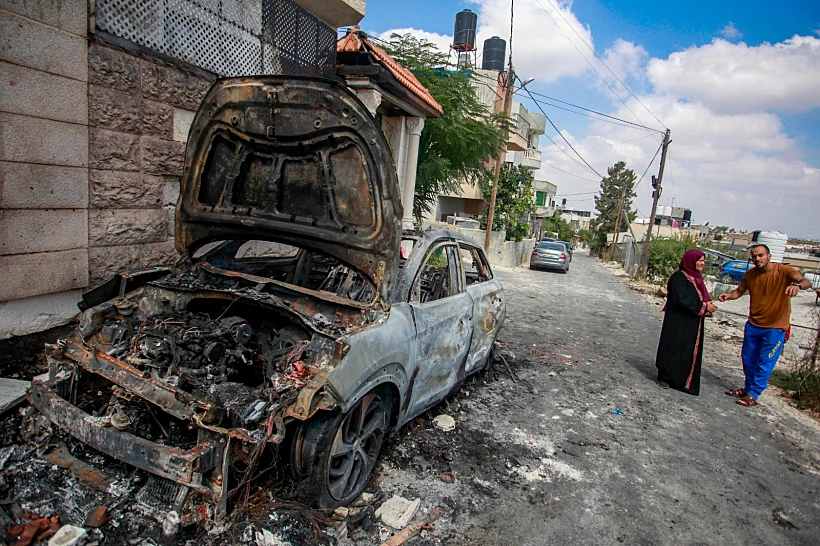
[175,76,402,301]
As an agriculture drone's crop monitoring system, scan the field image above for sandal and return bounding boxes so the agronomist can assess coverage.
[736,395,758,407]
[725,388,747,397]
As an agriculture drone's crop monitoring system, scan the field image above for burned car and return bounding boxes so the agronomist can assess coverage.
[27,76,505,522]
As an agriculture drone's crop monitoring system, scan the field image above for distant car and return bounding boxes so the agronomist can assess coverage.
[720,260,753,283]
[446,215,480,230]
[557,241,573,262]
[530,241,569,273]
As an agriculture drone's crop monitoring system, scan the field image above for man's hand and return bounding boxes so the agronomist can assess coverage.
[785,285,801,297]
[718,293,731,302]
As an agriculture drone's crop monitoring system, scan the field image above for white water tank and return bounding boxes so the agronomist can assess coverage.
[752,230,788,263]
[662,205,672,217]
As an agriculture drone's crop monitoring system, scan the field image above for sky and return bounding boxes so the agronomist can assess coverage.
[355,0,820,239]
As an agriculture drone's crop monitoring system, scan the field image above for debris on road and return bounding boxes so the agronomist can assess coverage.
[47,525,87,546]
[432,415,456,432]
[379,505,445,546]
[375,495,421,529]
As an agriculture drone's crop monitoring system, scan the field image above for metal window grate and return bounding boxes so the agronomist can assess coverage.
[96,0,337,78]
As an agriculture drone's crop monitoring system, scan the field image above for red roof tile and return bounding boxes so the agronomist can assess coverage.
[337,29,443,116]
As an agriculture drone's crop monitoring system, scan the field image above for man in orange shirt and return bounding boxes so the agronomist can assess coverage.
[719,244,811,406]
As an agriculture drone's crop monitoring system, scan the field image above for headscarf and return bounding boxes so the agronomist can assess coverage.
[679,248,711,302]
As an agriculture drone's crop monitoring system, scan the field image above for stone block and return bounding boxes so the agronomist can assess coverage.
[89,128,140,171]
[0,61,87,125]
[0,288,84,339]
[141,58,213,111]
[88,240,177,284]
[0,249,87,302]
[173,108,195,142]
[0,162,88,208]
[375,496,421,529]
[89,170,164,208]
[0,209,87,254]
[88,84,141,133]
[0,0,87,36]
[88,43,140,93]
[163,177,181,206]
[0,9,87,81]
[165,206,175,240]
[141,99,174,139]
[0,112,88,166]
[88,208,168,247]
[142,137,184,176]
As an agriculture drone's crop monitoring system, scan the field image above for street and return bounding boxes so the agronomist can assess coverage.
[374,252,820,545]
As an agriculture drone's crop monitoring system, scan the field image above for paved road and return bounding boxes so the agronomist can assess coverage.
[379,252,820,546]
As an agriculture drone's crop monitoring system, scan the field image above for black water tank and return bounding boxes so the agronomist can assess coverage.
[682,209,692,222]
[454,9,477,49]
[482,36,506,71]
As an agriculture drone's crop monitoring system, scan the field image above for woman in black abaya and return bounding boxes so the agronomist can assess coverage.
[655,249,717,395]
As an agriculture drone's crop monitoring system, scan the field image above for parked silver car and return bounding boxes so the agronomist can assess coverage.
[530,241,569,273]
[26,76,506,522]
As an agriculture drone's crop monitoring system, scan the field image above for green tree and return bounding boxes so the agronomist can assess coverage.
[593,161,638,248]
[383,34,508,223]
[542,211,574,242]
[578,228,595,246]
[478,164,536,241]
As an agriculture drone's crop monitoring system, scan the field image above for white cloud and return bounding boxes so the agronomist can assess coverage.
[720,22,742,40]
[374,27,453,56]
[472,0,593,83]
[647,36,820,114]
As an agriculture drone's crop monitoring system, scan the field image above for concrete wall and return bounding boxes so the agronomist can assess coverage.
[0,0,89,337]
[423,221,533,268]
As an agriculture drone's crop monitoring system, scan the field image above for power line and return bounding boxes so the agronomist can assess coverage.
[521,89,665,134]
[520,83,604,178]
[540,161,601,182]
[556,191,598,196]
[531,0,666,130]
[540,134,657,153]
[633,140,664,190]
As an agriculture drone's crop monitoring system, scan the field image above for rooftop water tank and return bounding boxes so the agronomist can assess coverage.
[751,230,788,263]
[453,9,477,51]
[662,205,673,217]
[482,36,506,71]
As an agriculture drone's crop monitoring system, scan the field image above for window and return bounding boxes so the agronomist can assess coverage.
[411,244,458,303]
[535,191,547,207]
[459,244,493,286]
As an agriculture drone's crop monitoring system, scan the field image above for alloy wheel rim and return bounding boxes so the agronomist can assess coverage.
[327,393,386,500]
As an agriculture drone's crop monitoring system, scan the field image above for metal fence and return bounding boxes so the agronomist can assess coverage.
[96,0,337,78]
[612,239,645,276]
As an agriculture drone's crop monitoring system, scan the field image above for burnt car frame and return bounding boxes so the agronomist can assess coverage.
[27,76,505,522]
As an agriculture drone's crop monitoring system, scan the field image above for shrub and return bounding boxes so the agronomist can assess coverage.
[646,234,702,282]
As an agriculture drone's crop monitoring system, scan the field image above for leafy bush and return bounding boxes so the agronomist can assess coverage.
[646,234,702,281]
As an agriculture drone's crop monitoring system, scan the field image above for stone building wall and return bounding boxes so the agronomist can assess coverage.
[0,0,90,337]
[86,41,214,284]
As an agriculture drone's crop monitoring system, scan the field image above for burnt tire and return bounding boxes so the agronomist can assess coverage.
[291,389,392,509]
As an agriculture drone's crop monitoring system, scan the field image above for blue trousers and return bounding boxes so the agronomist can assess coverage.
[741,321,786,399]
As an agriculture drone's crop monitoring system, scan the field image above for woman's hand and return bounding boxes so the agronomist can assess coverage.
[706,302,718,314]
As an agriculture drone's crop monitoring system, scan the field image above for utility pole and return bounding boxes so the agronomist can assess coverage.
[640,128,671,273]
[609,190,626,261]
[484,69,515,251]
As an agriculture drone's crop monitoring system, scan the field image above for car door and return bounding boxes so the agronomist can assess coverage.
[406,242,473,416]
[459,243,505,375]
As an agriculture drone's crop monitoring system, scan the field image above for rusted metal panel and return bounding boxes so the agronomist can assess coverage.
[29,379,218,491]
[59,342,221,423]
[176,77,403,301]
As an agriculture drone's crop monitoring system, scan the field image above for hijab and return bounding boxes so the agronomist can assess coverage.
[679,248,711,302]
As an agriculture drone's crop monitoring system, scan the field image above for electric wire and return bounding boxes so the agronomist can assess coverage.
[532,0,666,130]
[520,84,604,178]
[520,89,665,134]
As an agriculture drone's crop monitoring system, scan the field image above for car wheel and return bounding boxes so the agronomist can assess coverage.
[721,274,734,284]
[291,389,392,509]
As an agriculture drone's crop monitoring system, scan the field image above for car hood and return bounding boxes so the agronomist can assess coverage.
[176,76,402,300]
